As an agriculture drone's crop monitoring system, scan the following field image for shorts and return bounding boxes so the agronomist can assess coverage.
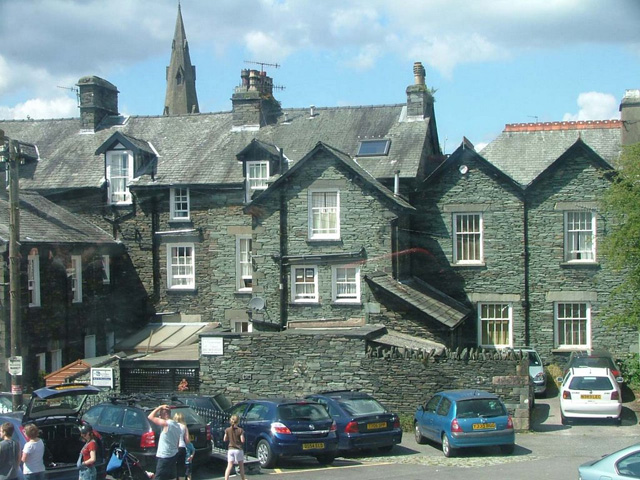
[227,448,245,464]
[155,454,178,480]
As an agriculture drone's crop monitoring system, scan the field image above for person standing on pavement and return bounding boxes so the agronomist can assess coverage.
[21,424,45,480]
[223,415,246,480]
[148,405,182,480]
[78,424,97,480]
[172,412,191,480]
[0,422,20,480]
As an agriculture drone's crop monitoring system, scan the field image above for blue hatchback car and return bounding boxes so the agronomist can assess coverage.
[226,399,338,468]
[413,389,515,457]
[305,390,402,454]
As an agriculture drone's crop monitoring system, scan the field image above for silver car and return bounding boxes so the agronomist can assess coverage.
[516,347,546,396]
[579,443,640,479]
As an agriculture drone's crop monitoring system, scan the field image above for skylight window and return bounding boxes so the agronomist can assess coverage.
[357,139,390,156]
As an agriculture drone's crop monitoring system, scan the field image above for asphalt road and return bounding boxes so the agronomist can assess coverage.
[196,388,640,479]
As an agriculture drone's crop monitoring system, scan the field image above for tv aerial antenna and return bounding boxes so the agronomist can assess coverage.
[243,61,285,92]
[57,85,80,105]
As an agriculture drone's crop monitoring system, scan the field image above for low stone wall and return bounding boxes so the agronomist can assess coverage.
[199,328,532,431]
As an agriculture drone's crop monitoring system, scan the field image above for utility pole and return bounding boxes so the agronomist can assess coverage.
[0,130,23,409]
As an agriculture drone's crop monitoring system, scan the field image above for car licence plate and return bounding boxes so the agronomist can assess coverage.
[367,422,387,430]
[302,443,324,450]
[581,394,601,400]
[472,422,496,430]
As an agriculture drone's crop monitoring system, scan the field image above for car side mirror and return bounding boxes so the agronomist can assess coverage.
[616,377,624,384]
[556,376,563,383]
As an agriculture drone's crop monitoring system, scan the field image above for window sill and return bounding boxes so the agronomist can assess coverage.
[167,288,197,294]
[307,238,342,243]
[551,347,588,354]
[290,301,320,306]
[560,261,599,268]
[452,262,486,268]
[169,218,192,224]
[332,301,362,306]
[235,290,253,296]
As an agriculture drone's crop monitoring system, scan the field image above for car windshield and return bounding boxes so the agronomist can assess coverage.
[277,403,331,421]
[455,399,507,418]
[30,393,85,414]
[337,397,386,416]
[173,407,205,424]
[568,376,613,391]
[527,352,542,366]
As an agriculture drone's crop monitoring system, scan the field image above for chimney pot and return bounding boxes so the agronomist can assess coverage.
[413,62,425,86]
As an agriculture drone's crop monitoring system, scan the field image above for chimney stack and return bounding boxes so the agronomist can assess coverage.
[76,76,119,131]
[620,89,640,146]
[406,61,433,120]
[231,69,281,129]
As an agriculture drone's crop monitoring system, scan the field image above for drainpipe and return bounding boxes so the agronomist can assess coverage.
[279,183,288,329]
[523,194,530,346]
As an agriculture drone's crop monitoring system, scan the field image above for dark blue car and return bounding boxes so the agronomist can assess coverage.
[413,389,515,457]
[305,390,402,454]
[226,398,338,468]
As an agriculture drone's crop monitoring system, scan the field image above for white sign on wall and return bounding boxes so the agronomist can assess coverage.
[201,337,224,356]
[91,368,113,388]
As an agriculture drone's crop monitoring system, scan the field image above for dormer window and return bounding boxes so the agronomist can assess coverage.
[357,139,390,156]
[106,149,134,205]
[246,160,269,202]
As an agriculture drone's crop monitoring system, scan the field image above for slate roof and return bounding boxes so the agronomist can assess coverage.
[479,120,622,187]
[364,271,470,329]
[0,190,117,245]
[248,141,415,212]
[0,103,434,194]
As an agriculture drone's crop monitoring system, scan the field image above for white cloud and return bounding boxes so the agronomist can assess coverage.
[0,97,77,120]
[562,92,620,121]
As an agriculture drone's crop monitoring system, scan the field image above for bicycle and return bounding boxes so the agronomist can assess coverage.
[106,442,149,480]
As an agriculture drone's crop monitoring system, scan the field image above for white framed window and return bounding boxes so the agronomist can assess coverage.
[170,187,190,220]
[478,303,512,348]
[51,349,62,372]
[106,150,134,205]
[246,161,269,202]
[28,250,41,307]
[84,334,96,358]
[565,211,596,262]
[236,236,253,292]
[291,266,318,303]
[36,352,46,374]
[309,190,340,240]
[102,255,111,284]
[453,213,483,264]
[71,255,82,303]
[231,320,253,333]
[555,302,590,349]
[332,265,361,303]
[167,243,195,290]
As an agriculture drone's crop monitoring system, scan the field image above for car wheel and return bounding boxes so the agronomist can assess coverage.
[316,454,336,465]
[378,444,394,453]
[500,444,515,455]
[414,423,426,445]
[442,433,455,457]
[256,439,276,469]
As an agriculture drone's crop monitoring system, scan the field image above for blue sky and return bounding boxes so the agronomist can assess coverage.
[0,0,638,152]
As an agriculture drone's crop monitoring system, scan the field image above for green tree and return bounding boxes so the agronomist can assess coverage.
[601,143,640,327]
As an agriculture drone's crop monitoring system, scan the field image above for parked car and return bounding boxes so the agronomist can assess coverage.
[0,383,106,480]
[558,367,622,425]
[170,393,233,449]
[0,392,13,413]
[564,349,623,383]
[223,398,338,468]
[305,390,402,454]
[413,389,515,457]
[515,347,547,396]
[578,442,640,479]
[82,395,211,472]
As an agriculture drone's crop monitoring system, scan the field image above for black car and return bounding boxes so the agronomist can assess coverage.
[564,349,623,383]
[305,390,402,454]
[82,395,211,472]
[0,383,107,480]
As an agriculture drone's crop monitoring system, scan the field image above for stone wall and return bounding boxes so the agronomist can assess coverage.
[199,329,532,431]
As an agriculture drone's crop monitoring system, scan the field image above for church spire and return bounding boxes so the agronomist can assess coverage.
[163,3,199,115]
